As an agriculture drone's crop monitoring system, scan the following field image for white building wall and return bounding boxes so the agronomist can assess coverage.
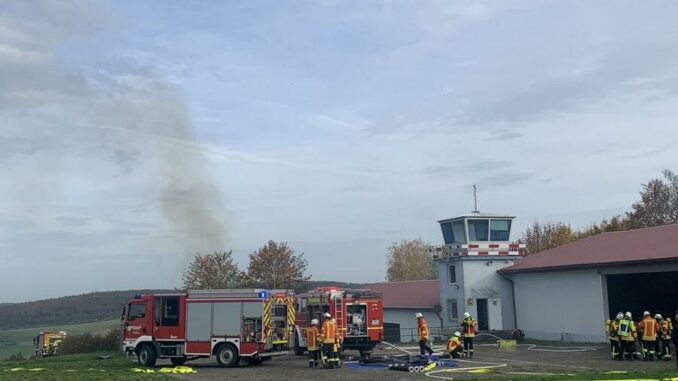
[511,269,607,342]
[461,258,518,330]
[438,257,518,330]
[438,260,465,325]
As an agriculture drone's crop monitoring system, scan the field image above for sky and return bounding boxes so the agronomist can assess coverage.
[1,1,678,303]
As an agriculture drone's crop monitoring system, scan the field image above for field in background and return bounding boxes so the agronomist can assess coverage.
[0,319,119,359]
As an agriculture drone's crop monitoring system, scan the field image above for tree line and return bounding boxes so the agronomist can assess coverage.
[181,240,310,291]
[383,169,678,281]
[520,169,678,254]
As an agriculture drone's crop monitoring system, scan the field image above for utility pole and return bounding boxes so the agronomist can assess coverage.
[472,184,480,213]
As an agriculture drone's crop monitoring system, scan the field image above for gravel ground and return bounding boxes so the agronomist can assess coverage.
[166,342,678,381]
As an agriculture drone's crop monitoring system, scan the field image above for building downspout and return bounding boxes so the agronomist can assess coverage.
[501,272,518,330]
[433,304,443,329]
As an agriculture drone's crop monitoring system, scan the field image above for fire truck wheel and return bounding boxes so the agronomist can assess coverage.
[216,344,239,368]
[170,357,186,366]
[137,344,157,367]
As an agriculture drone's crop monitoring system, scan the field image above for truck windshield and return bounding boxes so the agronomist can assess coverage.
[128,303,146,320]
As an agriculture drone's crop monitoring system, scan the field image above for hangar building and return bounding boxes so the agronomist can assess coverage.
[500,224,678,342]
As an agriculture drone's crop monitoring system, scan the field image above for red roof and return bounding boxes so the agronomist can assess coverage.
[362,280,439,309]
[501,224,678,273]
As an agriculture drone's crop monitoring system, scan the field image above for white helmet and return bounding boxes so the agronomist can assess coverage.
[625,312,632,319]
[415,312,423,318]
[311,319,319,325]
[643,311,650,316]
[324,312,331,318]
[616,312,624,320]
[655,314,662,320]
[463,312,471,318]
[454,331,461,337]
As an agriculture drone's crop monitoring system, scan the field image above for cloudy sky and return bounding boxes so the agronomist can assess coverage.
[1,1,677,302]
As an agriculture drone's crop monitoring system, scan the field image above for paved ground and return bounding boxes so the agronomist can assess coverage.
[166,342,678,381]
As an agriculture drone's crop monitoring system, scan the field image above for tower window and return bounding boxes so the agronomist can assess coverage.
[468,219,489,241]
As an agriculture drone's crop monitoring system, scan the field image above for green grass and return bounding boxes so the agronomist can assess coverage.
[0,352,174,381]
[0,320,119,359]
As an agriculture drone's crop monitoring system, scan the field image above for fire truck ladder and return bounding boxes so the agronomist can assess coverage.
[334,295,344,334]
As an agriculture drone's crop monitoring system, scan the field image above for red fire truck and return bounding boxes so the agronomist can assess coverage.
[291,287,383,358]
[122,289,295,367]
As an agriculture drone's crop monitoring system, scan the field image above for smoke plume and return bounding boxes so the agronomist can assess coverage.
[1,1,228,259]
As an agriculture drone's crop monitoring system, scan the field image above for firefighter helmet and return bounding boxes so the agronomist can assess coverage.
[311,319,319,325]
[655,314,662,320]
[454,331,461,337]
[324,312,331,318]
[616,312,623,320]
[463,312,471,318]
[415,312,423,318]
[625,312,632,319]
[643,311,650,316]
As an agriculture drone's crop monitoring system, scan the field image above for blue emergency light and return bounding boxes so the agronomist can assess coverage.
[259,291,267,299]
[134,292,142,299]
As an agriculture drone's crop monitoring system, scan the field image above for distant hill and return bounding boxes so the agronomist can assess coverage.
[0,290,171,330]
[0,281,367,330]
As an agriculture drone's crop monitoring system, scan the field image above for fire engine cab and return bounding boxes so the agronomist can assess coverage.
[122,289,295,367]
[292,287,383,358]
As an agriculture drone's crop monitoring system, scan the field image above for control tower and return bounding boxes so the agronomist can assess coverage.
[431,212,526,331]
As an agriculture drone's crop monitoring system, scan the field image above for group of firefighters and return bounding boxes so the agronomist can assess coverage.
[305,312,342,369]
[304,308,678,370]
[417,311,479,359]
[605,310,678,365]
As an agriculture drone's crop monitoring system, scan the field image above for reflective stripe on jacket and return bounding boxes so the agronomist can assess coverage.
[462,317,477,338]
[617,319,636,341]
[447,336,461,352]
[417,318,429,340]
[659,319,672,338]
[606,320,619,341]
[320,319,337,344]
[306,326,320,350]
[637,316,659,341]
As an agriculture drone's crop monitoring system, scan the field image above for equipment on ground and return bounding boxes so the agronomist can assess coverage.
[291,287,384,358]
[33,331,67,357]
[121,289,295,367]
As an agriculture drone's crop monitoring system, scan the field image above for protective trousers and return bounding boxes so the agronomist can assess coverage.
[419,339,433,356]
[321,343,335,368]
[448,346,463,359]
[308,349,319,367]
[463,337,474,358]
[609,339,619,359]
[619,340,634,360]
[642,340,656,360]
[658,338,671,360]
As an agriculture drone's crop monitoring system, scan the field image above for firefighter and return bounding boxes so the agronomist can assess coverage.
[446,331,463,359]
[606,313,622,360]
[461,312,478,359]
[307,319,320,368]
[657,314,672,361]
[416,312,434,356]
[617,312,636,360]
[320,312,339,368]
[673,311,678,367]
[638,311,659,361]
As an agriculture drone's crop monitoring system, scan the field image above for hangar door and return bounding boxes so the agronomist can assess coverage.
[607,271,678,319]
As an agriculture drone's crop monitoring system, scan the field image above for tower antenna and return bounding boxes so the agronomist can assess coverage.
[472,184,479,213]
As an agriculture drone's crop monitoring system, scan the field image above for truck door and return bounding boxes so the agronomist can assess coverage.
[125,301,151,340]
[153,296,184,340]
